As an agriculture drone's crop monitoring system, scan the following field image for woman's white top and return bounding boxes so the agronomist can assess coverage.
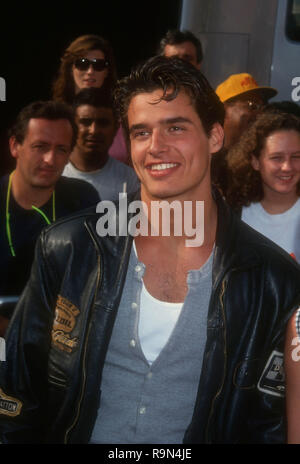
[241,199,300,262]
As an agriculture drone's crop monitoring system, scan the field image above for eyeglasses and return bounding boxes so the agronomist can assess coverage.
[245,100,264,111]
[74,58,109,72]
[227,98,265,112]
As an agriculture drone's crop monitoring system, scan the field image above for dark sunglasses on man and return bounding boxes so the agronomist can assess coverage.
[74,58,109,72]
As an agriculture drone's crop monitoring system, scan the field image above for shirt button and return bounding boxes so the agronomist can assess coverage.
[139,406,146,414]
[131,302,138,309]
[147,372,153,379]
[135,265,142,273]
[130,339,136,347]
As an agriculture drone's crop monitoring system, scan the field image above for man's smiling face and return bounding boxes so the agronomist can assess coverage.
[128,89,223,202]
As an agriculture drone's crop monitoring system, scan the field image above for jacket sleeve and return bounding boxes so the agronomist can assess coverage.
[0,231,60,443]
[247,296,300,444]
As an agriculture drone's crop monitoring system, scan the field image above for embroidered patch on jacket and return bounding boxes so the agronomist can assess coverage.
[257,350,285,397]
[51,295,80,354]
[0,388,22,416]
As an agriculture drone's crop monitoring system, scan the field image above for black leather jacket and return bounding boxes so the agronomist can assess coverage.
[1,192,300,444]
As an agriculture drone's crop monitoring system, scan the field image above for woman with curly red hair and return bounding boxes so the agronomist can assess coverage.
[226,111,300,261]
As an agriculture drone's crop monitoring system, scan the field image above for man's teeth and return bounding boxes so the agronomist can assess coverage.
[150,163,178,171]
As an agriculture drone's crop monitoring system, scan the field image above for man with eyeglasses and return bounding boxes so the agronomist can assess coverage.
[211,73,277,196]
[0,100,99,336]
[216,73,277,150]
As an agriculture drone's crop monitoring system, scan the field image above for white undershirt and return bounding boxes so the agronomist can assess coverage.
[139,283,183,365]
[133,241,183,365]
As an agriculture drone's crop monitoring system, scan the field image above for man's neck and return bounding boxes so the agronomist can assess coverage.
[11,171,54,210]
[136,188,218,253]
[134,190,217,303]
[69,148,109,172]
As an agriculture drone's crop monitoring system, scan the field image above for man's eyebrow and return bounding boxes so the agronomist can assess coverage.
[270,150,300,155]
[30,139,48,145]
[129,123,147,134]
[129,117,192,133]
[163,117,192,125]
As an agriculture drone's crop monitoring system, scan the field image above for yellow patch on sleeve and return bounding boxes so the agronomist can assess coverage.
[0,388,22,416]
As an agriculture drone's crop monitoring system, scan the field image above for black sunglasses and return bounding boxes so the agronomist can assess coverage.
[74,58,109,72]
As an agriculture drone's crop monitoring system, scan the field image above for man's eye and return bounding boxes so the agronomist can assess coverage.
[133,130,149,138]
[170,126,184,132]
[58,147,68,154]
[80,119,93,127]
[97,118,111,127]
[33,144,46,150]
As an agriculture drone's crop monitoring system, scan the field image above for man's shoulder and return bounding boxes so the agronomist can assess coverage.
[235,213,300,275]
[108,157,137,177]
[0,174,10,209]
[0,173,9,190]
[41,206,98,246]
[56,176,100,203]
[57,175,98,193]
[39,191,140,253]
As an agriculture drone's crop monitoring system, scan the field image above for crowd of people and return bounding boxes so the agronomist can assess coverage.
[0,28,300,445]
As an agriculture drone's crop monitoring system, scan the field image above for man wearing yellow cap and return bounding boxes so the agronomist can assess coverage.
[216,73,277,150]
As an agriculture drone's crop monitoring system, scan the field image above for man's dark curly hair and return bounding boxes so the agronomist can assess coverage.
[114,55,224,144]
[226,111,300,209]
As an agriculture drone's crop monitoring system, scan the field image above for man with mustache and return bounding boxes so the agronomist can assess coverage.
[0,100,99,336]
[63,87,140,201]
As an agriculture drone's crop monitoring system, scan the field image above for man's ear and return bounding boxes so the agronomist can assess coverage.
[9,136,20,159]
[250,154,260,171]
[209,123,224,154]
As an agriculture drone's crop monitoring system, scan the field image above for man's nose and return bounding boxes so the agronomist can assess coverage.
[43,150,55,165]
[89,122,99,134]
[148,130,166,156]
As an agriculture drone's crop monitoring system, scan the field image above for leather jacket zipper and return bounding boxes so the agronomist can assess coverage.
[205,278,227,443]
[63,251,101,443]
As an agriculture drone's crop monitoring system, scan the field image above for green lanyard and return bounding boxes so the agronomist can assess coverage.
[6,171,56,257]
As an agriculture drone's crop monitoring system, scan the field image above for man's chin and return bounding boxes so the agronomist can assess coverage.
[83,150,108,163]
[83,146,106,156]
[31,182,56,190]
[31,175,59,189]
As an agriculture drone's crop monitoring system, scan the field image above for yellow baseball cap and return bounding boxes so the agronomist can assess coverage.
[216,73,277,103]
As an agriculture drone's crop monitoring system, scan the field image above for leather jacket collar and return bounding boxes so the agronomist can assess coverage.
[84,188,262,295]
